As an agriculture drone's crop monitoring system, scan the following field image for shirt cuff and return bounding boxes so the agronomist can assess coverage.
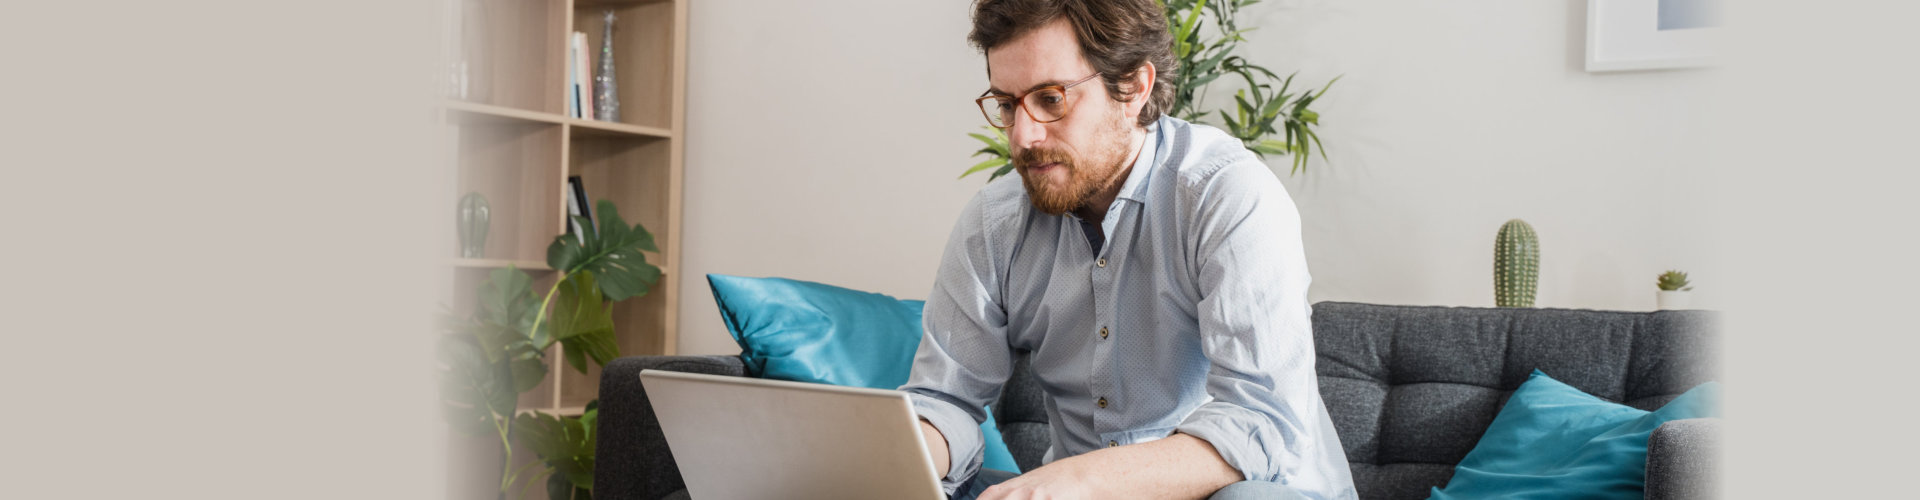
[1176,402,1276,482]
[908,391,986,496]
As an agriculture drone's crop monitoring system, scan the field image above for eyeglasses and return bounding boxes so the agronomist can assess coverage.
[975,72,1101,129]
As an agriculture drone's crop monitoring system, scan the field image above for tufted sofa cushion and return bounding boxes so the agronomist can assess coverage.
[991,354,1052,472]
[1310,302,1719,500]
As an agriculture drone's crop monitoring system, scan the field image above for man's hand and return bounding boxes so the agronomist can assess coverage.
[976,452,1098,500]
[919,419,951,479]
[981,433,1240,500]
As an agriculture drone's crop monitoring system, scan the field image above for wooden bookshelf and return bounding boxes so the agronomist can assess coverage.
[441,0,684,498]
[441,0,686,418]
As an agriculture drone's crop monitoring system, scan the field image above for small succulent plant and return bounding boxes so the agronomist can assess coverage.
[1657,270,1693,291]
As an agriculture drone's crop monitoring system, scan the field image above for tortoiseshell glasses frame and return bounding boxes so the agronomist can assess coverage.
[975,72,1102,129]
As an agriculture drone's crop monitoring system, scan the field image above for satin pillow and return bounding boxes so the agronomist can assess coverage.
[708,274,1022,472]
[1427,370,1720,500]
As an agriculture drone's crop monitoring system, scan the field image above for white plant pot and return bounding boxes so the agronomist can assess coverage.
[1656,290,1692,310]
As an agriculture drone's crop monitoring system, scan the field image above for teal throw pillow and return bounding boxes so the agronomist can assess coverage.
[708,274,1022,473]
[1427,370,1721,500]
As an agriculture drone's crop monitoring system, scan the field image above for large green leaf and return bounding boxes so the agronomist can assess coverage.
[470,267,551,390]
[514,409,599,494]
[466,320,547,392]
[551,272,619,374]
[550,272,613,342]
[548,201,662,302]
[565,329,619,375]
[481,268,537,330]
[437,335,515,436]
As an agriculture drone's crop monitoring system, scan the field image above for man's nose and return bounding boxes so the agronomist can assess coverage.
[1009,105,1047,151]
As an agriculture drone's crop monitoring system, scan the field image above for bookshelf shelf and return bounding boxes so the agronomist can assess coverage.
[567,118,673,139]
[576,0,672,8]
[515,406,590,418]
[450,258,554,271]
[445,99,673,140]
[445,99,565,125]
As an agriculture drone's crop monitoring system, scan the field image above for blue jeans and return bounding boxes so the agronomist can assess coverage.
[952,469,1309,500]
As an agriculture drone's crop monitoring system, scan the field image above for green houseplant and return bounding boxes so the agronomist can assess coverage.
[1656,270,1694,310]
[439,199,661,500]
[1656,270,1692,292]
[964,0,1338,180]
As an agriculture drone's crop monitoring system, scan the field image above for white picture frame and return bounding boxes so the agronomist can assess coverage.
[1586,0,1719,72]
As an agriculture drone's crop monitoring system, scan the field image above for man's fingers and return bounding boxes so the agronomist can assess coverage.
[977,484,1025,500]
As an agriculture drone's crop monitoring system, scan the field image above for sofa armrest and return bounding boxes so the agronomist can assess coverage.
[593,355,747,500]
[1645,418,1721,500]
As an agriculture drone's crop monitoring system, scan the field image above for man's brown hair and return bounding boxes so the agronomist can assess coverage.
[970,0,1176,128]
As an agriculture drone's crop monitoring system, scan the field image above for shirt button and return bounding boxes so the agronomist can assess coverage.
[1097,397,1108,408]
[1096,258,1107,268]
[1099,327,1109,339]
[1108,440,1119,448]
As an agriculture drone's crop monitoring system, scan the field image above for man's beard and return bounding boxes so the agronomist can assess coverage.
[1012,106,1134,216]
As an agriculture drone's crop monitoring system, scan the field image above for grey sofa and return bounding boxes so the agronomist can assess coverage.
[595,302,1720,500]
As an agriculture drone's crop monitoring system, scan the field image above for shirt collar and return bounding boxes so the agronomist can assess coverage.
[1112,120,1160,204]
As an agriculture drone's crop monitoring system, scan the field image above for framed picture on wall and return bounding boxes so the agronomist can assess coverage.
[1586,0,1721,72]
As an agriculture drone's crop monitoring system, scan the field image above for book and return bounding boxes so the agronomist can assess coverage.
[566,175,596,243]
[566,31,580,118]
[574,31,594,120]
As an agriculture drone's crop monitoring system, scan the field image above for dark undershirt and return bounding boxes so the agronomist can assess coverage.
[1077,216,1104,255]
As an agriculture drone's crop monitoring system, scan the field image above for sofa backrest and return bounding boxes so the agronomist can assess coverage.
[992,301,1719,500]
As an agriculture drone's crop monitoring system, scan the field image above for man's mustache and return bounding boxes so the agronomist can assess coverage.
[1013,147,1074,171]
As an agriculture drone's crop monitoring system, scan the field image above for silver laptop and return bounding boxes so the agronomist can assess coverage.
[639,370,946,500]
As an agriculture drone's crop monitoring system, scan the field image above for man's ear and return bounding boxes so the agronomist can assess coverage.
[1124,62,1156,120]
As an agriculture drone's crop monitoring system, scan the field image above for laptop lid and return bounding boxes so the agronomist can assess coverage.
[638,370,945,500]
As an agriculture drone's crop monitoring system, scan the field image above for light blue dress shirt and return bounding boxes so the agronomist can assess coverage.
[902,116,1357,499]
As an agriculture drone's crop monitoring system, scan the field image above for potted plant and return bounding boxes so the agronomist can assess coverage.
[1494,219,1540,308]
[439,199,662,500]
[1656,270,1694,310]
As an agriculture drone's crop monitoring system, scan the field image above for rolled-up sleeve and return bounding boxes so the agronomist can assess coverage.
[900,192,1016,495]
[1174,159,1322,482]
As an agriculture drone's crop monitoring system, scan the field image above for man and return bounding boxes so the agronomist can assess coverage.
[899,1,1358,499]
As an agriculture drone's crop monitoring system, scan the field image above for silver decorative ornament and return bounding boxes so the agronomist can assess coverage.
[594,10,621,122]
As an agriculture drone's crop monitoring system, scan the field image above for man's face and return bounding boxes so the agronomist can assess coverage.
[986,19,1138,215]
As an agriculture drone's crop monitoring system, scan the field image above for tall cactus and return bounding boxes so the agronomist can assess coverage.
[1494,219,1539,307]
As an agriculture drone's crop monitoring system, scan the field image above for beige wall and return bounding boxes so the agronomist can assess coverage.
[677,0,1719,355]
[679,0,987,354]
[1244,1,1720,311]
